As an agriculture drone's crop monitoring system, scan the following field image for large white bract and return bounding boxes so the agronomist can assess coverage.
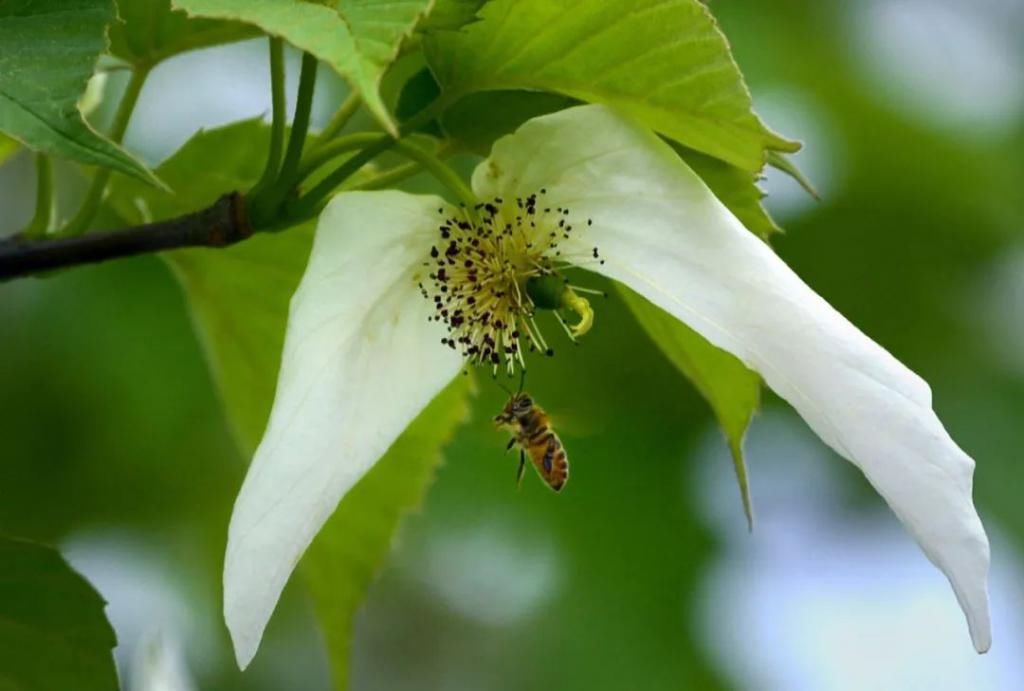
[223,104,991,668]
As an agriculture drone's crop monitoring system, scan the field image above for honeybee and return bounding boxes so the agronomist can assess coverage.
[494,391,569,492]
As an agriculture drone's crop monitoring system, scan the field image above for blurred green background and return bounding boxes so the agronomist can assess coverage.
[2,1,1023,689]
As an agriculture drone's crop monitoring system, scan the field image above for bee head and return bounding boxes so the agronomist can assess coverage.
[512,393,533,414]
[494,392,533,426]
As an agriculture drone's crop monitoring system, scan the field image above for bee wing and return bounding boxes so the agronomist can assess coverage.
[545,410,596,439]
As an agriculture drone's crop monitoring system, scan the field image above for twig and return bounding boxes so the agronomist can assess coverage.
[0,193,250,282]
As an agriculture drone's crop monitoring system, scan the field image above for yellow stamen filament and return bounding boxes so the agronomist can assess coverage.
[418,191,603,373]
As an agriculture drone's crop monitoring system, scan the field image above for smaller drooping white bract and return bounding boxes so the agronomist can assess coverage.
[222,104,991,668]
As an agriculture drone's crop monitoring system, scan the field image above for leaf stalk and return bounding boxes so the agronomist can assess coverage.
[252,37,287,194]
[250,51,319,227]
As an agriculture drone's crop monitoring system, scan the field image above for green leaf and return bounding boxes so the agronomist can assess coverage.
[767,150,820,200]
[0,536,118,691]
[424,0,798,172]
[442,89,575,155]
[174,237,315,449]
[394,73,781,238]
[172,0,433,136]
[109,0,257,68]
[104,119,268,223]
[0,0,158,184]
[618,286,760,529]
[395,69,576,152]
[395,67,444,137]
[418,0,488,32]
[0,132,18,166]
[673,142,780,239]
[105,118,473,689]
[103,119,306,448]
[170,229,316,443]
[304,376,472,689]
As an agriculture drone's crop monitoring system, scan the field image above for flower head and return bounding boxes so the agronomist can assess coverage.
[420,192,601,372]
[223,105,991,668]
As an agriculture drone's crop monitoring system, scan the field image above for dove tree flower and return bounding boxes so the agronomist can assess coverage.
[223,104,991,667]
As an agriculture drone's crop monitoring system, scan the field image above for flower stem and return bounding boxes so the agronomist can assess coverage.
[351,141,455,191]
[286,95,454,220]
[253,37,286,193]
[296,132,389,181]
[318,92,360,141]
[61,67,149,237]
[390,141,476,210]
[23,154,54,238]
[291,136,474,219]
[350,161,422,191]
[289,141,387,220]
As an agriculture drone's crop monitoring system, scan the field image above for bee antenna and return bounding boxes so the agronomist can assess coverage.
[517,368,527,394]
[494,376,513,396]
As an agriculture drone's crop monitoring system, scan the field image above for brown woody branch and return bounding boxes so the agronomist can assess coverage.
[0,193,250,282]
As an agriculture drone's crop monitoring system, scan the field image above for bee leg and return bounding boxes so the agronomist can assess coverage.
[506,437,516,452]
[516,450,526,488]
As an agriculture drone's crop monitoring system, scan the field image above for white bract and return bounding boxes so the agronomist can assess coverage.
[223,104,991,667]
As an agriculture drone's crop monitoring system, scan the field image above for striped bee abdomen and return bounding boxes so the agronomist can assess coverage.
[533,430,568,492]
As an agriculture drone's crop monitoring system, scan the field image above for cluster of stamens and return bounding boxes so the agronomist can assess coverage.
[418,190,605,374]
